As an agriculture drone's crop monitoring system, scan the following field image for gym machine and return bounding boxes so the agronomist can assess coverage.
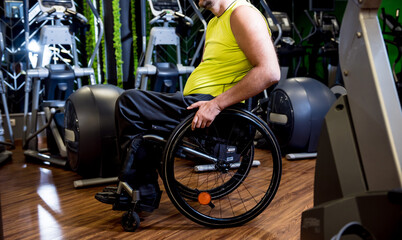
[135,0,204,93]
[23,0,103,167]
[0,31,15,165]
[306,2,341,88]
[264,4,336,160]
[64,84,123,187]
[301,0,402,239]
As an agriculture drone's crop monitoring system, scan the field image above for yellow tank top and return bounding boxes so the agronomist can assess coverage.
[183,0,270,97]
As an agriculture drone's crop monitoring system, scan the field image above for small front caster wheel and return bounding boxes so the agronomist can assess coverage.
[121,211,140,232]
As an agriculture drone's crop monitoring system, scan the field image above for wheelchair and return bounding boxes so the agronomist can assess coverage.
[100,105,282,232]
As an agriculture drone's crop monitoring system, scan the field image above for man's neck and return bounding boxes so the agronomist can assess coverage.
[210,0,236,17]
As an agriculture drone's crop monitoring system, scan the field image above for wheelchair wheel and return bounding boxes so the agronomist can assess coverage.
[162,107,282,228]
[121,210,140,232]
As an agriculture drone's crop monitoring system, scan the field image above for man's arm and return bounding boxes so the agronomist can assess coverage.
[188,5,280,130]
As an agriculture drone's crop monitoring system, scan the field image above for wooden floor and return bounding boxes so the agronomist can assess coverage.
[0,144,315,240]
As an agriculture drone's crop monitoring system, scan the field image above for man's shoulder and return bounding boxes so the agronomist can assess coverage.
[231,2,261,20]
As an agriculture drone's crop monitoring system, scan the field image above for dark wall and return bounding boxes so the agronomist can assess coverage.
[103,0,117,86]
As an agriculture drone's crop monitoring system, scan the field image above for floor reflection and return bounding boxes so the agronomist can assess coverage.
[37,205,61,240]
[37,168,61,214]
[37,167,62,239]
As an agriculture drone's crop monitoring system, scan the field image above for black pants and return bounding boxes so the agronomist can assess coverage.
[115,90,214,194]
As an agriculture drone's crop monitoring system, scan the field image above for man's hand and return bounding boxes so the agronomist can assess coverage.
[187,100,222,130]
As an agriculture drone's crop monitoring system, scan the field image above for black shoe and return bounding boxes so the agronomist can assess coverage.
[95,192,118,204]
[102,186,118,193]
[95,191,116,204]
[95,191,129,204]
[93,186,118,203]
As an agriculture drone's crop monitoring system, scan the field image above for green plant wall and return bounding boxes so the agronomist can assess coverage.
[99,0,107,83]
[131,0,139,77]
[112,0,124,88]
[81,0,108,84]
[106,0,140,88]
[83,0,98,83]
[379,0,401,78]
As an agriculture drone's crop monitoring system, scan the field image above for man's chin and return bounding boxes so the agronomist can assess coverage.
[199,0,213,9]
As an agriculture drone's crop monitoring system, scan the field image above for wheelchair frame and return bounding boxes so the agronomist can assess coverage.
[115,106,282,231]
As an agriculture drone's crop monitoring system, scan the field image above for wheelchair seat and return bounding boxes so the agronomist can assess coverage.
[96,105,282,232]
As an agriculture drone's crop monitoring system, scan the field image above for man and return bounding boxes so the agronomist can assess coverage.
[96,0,280,211]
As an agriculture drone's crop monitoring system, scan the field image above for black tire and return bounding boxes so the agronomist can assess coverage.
[121,211,140,232]
[162,107,282,228]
